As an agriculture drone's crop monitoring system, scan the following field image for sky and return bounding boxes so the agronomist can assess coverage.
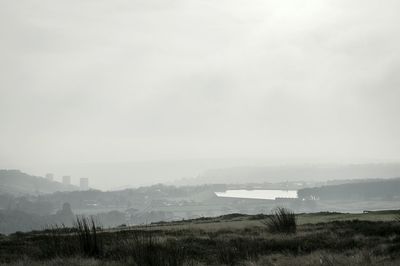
[1,0,400,188]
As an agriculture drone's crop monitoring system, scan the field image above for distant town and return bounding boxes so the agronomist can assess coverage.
[45,173,89,190]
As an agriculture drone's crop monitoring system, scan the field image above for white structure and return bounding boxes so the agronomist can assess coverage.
[80,178,89,190]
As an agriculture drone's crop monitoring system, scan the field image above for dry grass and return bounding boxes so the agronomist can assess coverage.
[0,257,123,266]
[1,212,400,265]
[243,251,400,266]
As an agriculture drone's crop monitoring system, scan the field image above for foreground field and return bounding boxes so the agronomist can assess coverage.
[1,210,400,265]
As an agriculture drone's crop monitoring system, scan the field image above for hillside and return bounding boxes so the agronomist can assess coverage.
[0,170,78,196]
[0,211,400,265]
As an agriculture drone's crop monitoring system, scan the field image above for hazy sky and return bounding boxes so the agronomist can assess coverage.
[1,0,400,188]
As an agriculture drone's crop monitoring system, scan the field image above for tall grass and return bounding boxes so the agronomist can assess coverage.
[263,207,297,234]
[40,224,77,258]
[74,216,103,257]
[40,216,103,258]
[127,230,186,266]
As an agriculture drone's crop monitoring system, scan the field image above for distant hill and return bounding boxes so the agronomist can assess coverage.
[197,163,400,184]
[298,177,400,201]
[0,169,79,195]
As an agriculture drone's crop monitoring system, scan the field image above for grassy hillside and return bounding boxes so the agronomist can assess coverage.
[1,210,400,265]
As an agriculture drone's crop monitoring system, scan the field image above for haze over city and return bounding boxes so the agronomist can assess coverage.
[2,2,400,265]
[1,0,400,189]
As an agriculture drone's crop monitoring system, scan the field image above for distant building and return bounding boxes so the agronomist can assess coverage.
[45,173,54,181]
[62,176,71,186]
[80,178,89,190]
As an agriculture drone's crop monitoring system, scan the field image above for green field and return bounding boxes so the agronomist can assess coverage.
[1,210,400,266]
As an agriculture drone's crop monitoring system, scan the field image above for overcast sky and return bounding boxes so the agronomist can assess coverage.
[1,0,400,188]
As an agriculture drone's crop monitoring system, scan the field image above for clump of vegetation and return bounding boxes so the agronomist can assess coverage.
[74,216,103,257]
[264,207,297,234]
[37,216,103,259]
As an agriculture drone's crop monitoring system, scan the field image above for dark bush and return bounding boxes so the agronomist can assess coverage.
[263,207,296,234]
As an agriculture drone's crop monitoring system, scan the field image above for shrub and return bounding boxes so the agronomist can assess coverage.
[263,207,296,234]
